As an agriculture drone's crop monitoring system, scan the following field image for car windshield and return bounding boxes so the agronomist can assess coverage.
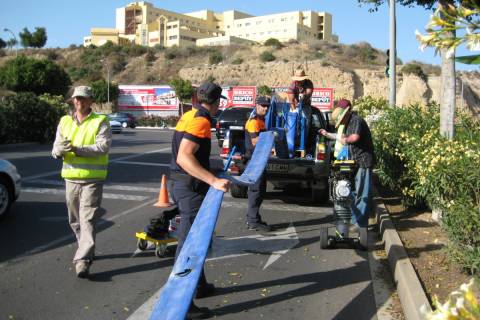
[219,107,253,122]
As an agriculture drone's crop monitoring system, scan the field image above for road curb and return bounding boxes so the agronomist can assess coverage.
[374,188,432,320]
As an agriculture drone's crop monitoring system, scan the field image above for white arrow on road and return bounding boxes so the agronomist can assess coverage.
[208,223,299,269]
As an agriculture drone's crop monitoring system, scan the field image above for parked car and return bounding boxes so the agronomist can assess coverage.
[0,159,21,219]
[109,120,123,134]
[215,106,254,147]
[107,112,136,128]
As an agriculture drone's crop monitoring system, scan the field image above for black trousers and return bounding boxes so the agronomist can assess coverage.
[171,180,208,286]
[246,170,267,224]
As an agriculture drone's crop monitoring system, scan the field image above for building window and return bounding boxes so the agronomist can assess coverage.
[245,22,250,26]
[256,21,262,25]
[169,35,177,40]
[237,24,242,27]
[268,19,274,23]
[281,18,286,22]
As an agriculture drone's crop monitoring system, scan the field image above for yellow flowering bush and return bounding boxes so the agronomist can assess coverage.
[357,98,480,273]
[422,278,480,319]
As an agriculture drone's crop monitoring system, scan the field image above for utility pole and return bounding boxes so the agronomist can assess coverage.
[3,28,18,57]
[389,0,396,107]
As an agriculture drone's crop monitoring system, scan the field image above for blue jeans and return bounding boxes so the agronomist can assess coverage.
[350,167,373,228]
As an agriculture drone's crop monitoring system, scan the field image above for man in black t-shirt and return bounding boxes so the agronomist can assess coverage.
[319,98,375,228]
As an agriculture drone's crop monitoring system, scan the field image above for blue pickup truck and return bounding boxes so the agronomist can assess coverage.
[220,99,334,204]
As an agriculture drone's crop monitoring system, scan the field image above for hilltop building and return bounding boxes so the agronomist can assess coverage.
[84,1,334,47]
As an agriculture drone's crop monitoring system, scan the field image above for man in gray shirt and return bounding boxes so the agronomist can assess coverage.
[52,86,111,278]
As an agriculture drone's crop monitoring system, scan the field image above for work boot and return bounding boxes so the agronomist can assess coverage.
[247,221,272,232]
[186,303,211,319]
[195,282,215,299]
[75,260,90,278]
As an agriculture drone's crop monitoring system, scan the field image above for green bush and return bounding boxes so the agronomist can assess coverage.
[164,46,180,60]
[264,38,283,48]
[209,51,223,65]
[257,85,272,96]
[90,79,119,103]
[0,55,71,96]
[401,63,428,81]
[366,98,480,273]
[0,92,67,143]
[231,57,243,65]
[145,49,156,64]
[137,115,179,127]
[259,51,276,62]
[169,78,194,102]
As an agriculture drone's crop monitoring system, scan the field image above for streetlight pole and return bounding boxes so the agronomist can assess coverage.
[100,59,110,104]
[106,63,110,104]
[389,0,397,107]
[3,28,17,57]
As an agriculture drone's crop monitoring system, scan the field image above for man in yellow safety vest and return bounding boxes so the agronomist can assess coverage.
[52,85,112,278]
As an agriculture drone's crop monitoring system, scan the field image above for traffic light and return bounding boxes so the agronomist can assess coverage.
[385,49,390,78]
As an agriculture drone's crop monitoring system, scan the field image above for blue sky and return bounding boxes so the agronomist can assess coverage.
[0,0,476,71]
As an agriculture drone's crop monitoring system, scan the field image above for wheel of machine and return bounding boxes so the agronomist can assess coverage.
[0,176,13,220]
[320,227,329,249]
[327,237,336,249]
[230,184,248,198]
[137,239,148,251]
[155,244,168,258]
[358,227,368,251]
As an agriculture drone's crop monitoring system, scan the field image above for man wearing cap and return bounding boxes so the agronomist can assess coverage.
[319,98,375,229]
[51,86,112,278]
[169,81,230,319]
[244,96,271,232]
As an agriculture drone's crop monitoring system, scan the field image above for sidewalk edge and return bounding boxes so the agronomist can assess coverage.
[374,188,432,320]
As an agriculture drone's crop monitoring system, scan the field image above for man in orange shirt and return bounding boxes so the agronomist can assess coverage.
[169,81,230,319]
[244,96,271,232]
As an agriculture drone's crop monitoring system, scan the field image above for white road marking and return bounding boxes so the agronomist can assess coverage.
[114,160,170,167]
[0,199,157,269]
[27,179,160,193]
[22,187,149,201]
[127,224,299,319]
[208,224,299,269]
[21,147,171,181]
[128,286,164,320]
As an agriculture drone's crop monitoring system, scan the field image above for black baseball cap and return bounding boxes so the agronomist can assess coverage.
[197,82,227,104]
[256,96,271,106]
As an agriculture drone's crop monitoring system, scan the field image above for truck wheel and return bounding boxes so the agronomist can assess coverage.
[230,184,248,198]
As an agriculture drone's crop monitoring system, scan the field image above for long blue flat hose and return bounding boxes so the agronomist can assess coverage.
[149,131,275,320]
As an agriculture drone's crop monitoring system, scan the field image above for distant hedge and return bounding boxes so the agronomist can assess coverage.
[136,115,179,128]
[0,92,68,143]
[0,55,71,96]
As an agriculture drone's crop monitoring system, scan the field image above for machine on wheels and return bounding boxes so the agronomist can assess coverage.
[320,158,368,250]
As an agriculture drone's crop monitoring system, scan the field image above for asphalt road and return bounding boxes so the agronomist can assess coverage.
[0,128,389,320]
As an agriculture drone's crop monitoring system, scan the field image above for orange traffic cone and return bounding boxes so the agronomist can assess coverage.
[154,174,172,207]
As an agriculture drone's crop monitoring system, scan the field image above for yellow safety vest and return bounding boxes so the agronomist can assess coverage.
[60,113,109,180]
[334,124,345,158]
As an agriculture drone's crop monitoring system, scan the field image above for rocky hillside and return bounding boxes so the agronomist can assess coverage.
[1,40,479,115]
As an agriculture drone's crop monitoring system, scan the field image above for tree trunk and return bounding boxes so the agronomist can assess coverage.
[439,0,456,140]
